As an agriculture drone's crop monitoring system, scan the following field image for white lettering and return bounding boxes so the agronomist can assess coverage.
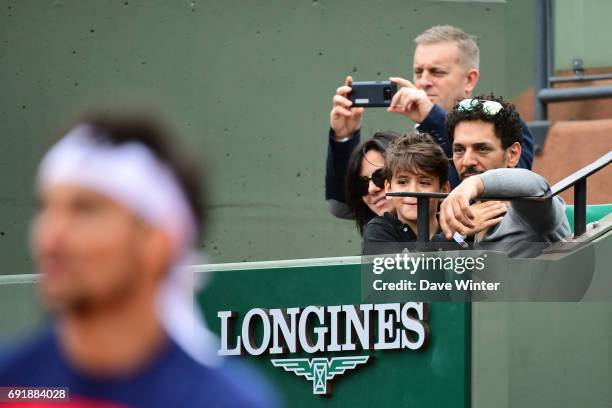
[455,280,500,291]
[374,303,401,350]
[342,304,372,351]
[420,280,452,291]
[218,311,241,356]
[372,257,385,274]
[400,302,429,350]
[269,308,299,354]
[299,306,327,353]
[242,308,271,355]
[373,279,382,290]
[218,302,431,356]
[327,306,342,352]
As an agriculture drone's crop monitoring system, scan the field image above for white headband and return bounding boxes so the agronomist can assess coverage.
[37,124,197,256]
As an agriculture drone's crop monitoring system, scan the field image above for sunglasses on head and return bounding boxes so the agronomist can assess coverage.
[457,98,503,116]
[356,168,386,196]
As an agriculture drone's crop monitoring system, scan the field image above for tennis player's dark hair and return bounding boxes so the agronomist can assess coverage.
[72,111,206,240]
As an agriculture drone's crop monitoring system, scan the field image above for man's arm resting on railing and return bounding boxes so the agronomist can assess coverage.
[439,168,567,238]
[479,168,567,233]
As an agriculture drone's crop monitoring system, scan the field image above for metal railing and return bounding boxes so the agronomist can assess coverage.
[386,151,612,242]
[550,73,612,84]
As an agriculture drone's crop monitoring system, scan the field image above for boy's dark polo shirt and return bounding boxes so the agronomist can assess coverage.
[362,212,461,255]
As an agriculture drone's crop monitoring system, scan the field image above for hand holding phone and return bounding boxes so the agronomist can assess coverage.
[387,77,434,123]
[330,76,364,139]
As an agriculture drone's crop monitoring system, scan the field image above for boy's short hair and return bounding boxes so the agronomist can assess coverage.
[383,132,449,185]
[445,94,523,149]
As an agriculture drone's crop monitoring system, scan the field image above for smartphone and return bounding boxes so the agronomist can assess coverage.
[348,81,398,108]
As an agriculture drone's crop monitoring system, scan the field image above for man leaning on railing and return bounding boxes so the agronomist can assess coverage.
[438,95,570,257]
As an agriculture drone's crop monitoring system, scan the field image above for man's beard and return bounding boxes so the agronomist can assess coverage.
[45,264,141,318]
[460,165,484,180]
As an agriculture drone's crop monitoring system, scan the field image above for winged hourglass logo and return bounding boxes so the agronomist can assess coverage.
[271,356,370,395]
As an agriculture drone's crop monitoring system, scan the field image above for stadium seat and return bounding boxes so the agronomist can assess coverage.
[565,204,612,232]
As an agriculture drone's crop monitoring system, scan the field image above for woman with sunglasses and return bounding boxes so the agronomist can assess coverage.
[343,131,401,235]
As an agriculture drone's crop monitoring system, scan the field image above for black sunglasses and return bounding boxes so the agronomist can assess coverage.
[356,168,386,196]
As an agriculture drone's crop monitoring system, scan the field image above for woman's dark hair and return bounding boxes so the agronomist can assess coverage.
[345,130,401,235]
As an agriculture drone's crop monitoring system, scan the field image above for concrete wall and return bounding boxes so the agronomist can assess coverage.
[555,0,612,70]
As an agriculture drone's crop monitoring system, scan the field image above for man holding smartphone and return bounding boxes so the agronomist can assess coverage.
[326,25,534,219]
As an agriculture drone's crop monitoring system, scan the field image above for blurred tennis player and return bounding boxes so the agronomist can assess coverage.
[0,112,278,407]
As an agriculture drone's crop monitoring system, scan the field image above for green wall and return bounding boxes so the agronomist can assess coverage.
[554,0,612,70]
[473,303,612,408]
